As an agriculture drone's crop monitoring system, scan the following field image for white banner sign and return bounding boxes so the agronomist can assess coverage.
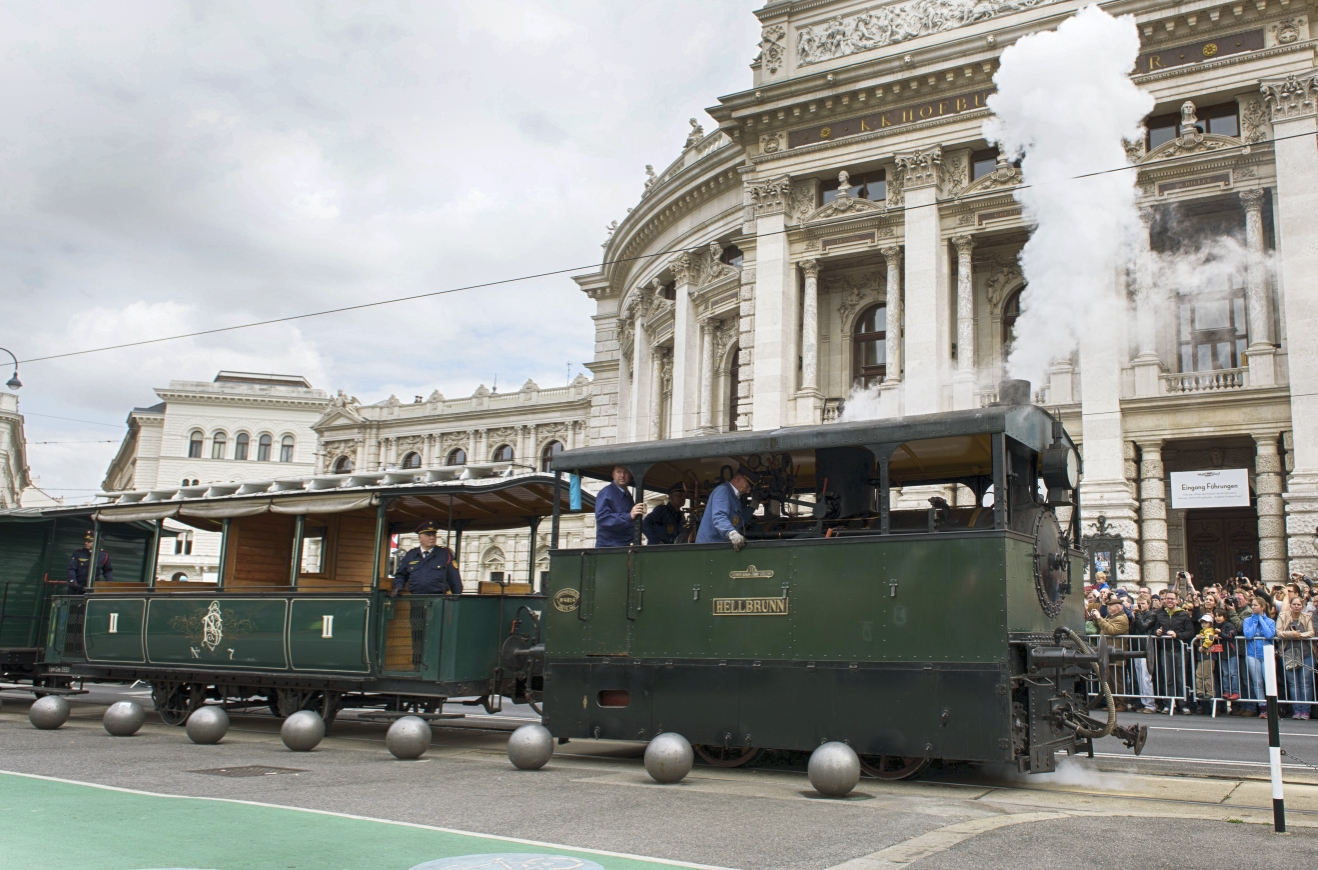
[1170,468,1251,509]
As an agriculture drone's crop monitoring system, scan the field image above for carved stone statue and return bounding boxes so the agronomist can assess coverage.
[1179,100,1198,136]
[605,220,619,237]
[684,118,705,149]
[836,170,852,197]
[644,165,658,191]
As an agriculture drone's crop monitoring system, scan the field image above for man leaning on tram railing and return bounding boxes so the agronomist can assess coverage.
[67,529,112,594]
[390,520,463,596]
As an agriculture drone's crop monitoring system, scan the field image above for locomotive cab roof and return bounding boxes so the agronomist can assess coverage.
[552,403,1077,492]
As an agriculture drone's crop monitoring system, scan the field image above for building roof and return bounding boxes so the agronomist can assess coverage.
[215,371,313,388]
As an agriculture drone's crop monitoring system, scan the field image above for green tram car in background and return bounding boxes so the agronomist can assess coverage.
[544,386,1146,776]
[0,388,1146,777]
[10,472,584,724]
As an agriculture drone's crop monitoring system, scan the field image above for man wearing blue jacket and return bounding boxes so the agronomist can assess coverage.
[595,465,644,548]
[696,467,755,550]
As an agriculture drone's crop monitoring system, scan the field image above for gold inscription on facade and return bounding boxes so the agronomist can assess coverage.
[712,597,790,616]
[1134,29,1260,74]
[788,88,995,149]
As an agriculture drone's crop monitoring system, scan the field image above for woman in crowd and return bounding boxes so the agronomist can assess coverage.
[1242,596,1277,717]
[1277,589,1315,720]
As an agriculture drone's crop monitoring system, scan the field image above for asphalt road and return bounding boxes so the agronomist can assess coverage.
[4,684,1318,870]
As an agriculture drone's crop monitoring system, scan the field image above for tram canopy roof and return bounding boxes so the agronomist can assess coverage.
[552,404,1075,490]
[34,472,590,533]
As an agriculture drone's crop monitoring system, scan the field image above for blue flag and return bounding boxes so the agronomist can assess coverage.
[569,473,582,512]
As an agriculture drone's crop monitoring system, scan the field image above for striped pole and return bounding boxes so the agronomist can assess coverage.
[1262,642,1285,833]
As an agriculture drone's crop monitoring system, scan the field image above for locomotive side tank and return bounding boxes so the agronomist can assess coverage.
[544,392,1146,775]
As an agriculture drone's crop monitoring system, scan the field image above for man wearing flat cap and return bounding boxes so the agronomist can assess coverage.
[696,467,756,550]
[391,520,463,596]
[67,530,113,594]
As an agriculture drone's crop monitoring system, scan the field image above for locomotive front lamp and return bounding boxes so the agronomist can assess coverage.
[0,347,19,390]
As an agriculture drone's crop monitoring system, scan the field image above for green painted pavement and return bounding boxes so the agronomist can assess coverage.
[0,771,726,870]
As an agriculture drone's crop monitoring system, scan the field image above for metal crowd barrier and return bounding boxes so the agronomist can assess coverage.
[1082,634,1317,717]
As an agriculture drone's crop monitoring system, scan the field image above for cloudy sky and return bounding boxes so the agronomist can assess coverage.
[0,1,761,499]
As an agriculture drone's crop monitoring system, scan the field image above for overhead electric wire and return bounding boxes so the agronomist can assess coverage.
[12,128,1303,368]
[22,412,125,428]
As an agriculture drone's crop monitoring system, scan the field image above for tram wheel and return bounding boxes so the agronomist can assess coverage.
[694,745,761,768]
[152,682,203,726]
[276,689,342,727]
[858,755,928,781]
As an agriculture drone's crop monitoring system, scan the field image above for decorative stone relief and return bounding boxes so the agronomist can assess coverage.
[756,24,787,74]
[787,181,818,224]
[895,147,943,188]
[802,171,887,221]
[985,257,1024,312]
[746,175,794,216]
[886,170,905,207]
[1122,138,1145,163]
[671,251,695,285]
[827,272,886,324]
[796,0,1062,66]
[695,241,739,288]
[643,164,658,194]
[760,131,787,154]
[939,153,968,200]
[1240,98,1270,143]
[1262,71,1318,121]
[959,153,1023,197]
[1270,17,1305,45]
[329,390,362,412]
[440,432,470,452]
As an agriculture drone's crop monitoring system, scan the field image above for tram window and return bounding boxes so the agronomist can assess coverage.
[211,432,227,459]
[235,433,250,461]
[447,448,467,466]
[402,451,422,469]
[188,431,203,458]
[279,435,295,463]
[540,440,564,471]
[301,526,328,574]
[257,433,273,461]
[492,444,514,462]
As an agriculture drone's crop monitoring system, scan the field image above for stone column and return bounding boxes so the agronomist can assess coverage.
[671,253,699,437]
[629,310,652,443]
[1263,70,1318,573]
[650,348,665,440]
[699,318,716,433]
[747,175,798,430]
[1240,189,1276,386]
[1132,207,1163,397]
[794,258,823,425]
[951,235,976,409]
[882,246,903,387]
[1255,434,1287,585]
[896,148,947,416]
[1138,441,1169,590]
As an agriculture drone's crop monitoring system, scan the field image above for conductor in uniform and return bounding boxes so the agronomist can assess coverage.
[696,467,756,551]
[642,484,687,545]
[67,530,113,594]
[391,520,463,596]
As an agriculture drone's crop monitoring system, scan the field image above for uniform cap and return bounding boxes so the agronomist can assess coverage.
[415,520,442,535]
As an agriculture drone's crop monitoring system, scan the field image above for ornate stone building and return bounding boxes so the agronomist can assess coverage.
[0,391,31,510]
[311,377,595,585]
[576,0,1318,589]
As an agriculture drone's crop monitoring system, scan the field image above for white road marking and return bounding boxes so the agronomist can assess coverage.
[823,812,1069,869]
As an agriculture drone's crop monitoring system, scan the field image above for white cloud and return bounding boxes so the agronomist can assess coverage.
[0,1,760,493]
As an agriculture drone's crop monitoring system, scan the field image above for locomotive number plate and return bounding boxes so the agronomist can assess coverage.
[552,588,581,612]
[712,597,789,616]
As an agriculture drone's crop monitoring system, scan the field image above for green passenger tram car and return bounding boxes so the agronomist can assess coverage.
[31,473,582,724]
[542,387,1146,776]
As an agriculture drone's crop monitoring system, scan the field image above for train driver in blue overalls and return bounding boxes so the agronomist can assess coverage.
[391,520,463,596]
[67,530,113,594]
[696,466,756,551]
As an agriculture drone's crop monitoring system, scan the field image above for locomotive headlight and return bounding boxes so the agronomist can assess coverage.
[1041,444,1079,491]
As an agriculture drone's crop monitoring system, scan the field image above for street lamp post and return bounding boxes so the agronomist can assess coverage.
[0,348,20,390]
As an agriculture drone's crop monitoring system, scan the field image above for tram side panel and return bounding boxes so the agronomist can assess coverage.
[0,522,55,678]
[543,534,1016,763]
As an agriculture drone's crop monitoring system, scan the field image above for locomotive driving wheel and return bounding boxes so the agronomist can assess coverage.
[858,755,928,780]
[152,682,203,726]
[694,745,762,768]
[274,689,342,727]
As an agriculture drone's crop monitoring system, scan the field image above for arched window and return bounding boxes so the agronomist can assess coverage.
[540,441,564,471]
[492,444,514,462]
[234,433,250,461]
[852,304,888,388]
[279,435,295,463]
[170,572,189,583]
[1002,288,1023,359]
[257,433,273,461]
[728,344,740,431]
[447,448,467,466]
[333,455,354,474]
[188,431,203,459]
[483,546,506,584]
[211,432,227,459]
[402,451,422,469]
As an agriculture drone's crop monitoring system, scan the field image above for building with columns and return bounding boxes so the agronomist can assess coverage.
[575,0,1318,589]
[0,391,31,510]
[311,377,595,585]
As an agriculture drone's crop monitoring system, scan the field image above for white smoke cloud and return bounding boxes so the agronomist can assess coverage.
[985,6,1154,387]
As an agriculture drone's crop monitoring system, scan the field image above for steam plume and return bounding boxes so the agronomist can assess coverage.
[984,6,1153,386]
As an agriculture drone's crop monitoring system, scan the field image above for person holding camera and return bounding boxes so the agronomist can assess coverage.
[1277,590,1315,720]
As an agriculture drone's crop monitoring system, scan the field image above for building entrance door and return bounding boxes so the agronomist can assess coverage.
[1185,507,1259,587]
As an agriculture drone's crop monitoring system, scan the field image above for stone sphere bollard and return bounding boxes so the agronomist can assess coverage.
[280,710,325,752]
[644,732,694,784]
[186,706,230,745]
[386,716,432,760]
[29,695,70,730]
[808,741,861,797]
[103,700,146,736]
[506,724,554,770]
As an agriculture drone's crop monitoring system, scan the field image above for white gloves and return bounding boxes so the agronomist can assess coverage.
[728,530,746,551]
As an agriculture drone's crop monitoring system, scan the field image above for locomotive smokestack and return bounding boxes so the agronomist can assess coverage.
[998,379,1032,405]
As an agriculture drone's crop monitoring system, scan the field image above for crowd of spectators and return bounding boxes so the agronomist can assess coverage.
[1083,570,1316,720]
